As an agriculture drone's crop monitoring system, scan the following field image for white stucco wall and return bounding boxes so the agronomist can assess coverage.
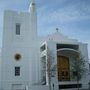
[1,10,40,90]
[79,43,89,89]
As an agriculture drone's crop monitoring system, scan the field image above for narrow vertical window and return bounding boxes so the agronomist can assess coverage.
[15,67,20,76]
[16,23,20,35]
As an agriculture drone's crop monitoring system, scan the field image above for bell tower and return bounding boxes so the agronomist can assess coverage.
[1,0,39,90]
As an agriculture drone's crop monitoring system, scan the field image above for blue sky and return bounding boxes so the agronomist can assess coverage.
[0,0,90,59]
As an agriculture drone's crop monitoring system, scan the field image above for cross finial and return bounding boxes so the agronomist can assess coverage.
[56,28,59,32]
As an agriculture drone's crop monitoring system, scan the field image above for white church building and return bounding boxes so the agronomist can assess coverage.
[0,0,90,90]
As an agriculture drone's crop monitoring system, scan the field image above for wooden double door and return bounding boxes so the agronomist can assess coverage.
[57,56,70,81]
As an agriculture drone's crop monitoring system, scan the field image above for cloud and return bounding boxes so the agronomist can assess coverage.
[38,3,90,26]
[37,0,90,38]
[0,0,30,11]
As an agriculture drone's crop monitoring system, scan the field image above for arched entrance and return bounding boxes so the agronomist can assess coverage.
[57,48,79,81]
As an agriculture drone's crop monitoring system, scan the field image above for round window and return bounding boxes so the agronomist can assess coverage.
[15,54,21,61]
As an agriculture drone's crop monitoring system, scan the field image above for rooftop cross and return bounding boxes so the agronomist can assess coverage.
[56,28,59,32]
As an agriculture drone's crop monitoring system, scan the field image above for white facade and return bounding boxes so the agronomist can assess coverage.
[40,31,90,90]
[1,0,41,90]
[0,0,89,90]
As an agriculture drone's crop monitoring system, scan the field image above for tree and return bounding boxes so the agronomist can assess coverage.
[47,47,56,90]
[71,54,87,90]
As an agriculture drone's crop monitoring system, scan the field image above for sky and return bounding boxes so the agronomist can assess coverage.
[0,0,90,59]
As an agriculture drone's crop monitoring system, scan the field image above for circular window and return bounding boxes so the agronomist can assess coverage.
[14,54,21,61]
